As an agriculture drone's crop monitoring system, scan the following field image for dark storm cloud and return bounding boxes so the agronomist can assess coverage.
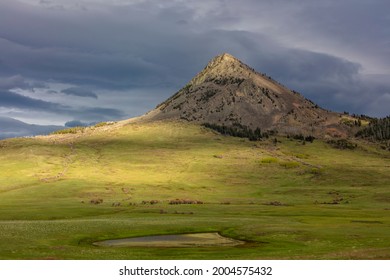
[0,74,47,92]
[0,0,189,88]
[79,107,125,121]
[0,89,68,112]
[0,37,165,89]
[0,0,389,128]
[293,0,390,68]
[61,87,98,99]
[0,90,125,121]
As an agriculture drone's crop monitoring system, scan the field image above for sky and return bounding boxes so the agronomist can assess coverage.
[1,0,389,127]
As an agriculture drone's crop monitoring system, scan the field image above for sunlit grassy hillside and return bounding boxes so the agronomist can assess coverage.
[0,120,389,259]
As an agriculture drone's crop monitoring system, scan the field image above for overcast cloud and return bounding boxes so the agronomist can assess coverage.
[0,0,389,129]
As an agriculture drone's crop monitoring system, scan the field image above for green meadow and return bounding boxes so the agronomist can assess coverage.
[0,121,389,259]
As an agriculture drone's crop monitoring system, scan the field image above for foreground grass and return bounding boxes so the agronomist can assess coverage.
[0,121,389,259]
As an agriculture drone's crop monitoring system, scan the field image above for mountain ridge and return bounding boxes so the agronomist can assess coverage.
[0,116,64,139]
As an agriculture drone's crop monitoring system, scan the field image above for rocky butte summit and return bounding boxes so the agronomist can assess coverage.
[145,53,350,138]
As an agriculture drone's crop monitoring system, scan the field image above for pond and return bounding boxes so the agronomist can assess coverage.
[93,232,244,248]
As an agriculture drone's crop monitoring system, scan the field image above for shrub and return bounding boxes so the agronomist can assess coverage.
[168,199,203,205]
[327,139,357,150]
[141,200,160,205]
[261,157,278,164]
[308,168,323,175]
[265,201,284,206]
[279,161,300,169]
[90,198,103,204]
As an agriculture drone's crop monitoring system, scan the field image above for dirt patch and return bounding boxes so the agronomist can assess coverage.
[93,232,244,248]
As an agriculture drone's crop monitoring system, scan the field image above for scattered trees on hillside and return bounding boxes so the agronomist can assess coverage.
[203,122,317,143]
[356,116,390,141]
[287,134,315,143]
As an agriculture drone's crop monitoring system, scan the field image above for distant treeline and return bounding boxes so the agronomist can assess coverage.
[202,122,267,141]
[356,116,390,141]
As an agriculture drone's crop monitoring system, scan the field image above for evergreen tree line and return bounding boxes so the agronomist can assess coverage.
[202,123,266,141]
[355,116,390,141]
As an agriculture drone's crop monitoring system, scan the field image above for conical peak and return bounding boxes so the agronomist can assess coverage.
[216,53,237,61]
[207,53,240,68]
[188,53,254,87]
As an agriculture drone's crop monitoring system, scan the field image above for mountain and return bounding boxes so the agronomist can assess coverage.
[146,53,350,137]
[0,116,64,139]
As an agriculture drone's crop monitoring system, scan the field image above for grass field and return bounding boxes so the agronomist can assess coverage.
[0,120,389,259]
